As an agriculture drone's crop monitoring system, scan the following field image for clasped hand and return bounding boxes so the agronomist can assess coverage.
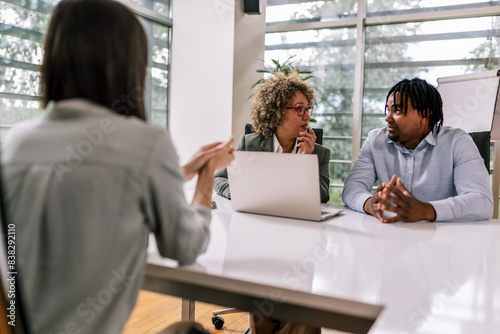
[364,175,436,223]
[183,137,235,181]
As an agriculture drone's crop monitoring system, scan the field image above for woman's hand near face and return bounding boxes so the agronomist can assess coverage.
[297,127,316,154]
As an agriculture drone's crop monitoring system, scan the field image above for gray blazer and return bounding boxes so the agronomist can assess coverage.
[214,132,331,203]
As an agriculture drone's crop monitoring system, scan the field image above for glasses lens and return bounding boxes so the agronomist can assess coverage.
[297,106,305,116]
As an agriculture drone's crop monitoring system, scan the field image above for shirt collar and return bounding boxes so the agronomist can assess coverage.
[43,99,114,120]
[273,134,298,154]
[423,125,439,146]
[384,125,438,153]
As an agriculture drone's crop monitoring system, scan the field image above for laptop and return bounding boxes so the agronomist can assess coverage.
[227,151,342,221]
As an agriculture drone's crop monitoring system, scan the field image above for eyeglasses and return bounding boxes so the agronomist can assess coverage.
[285,106,314,117]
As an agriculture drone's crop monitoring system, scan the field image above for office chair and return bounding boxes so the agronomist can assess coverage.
[244,123,324,145]
[0,161,29,334]
[469,131,490,172]
[210,124,324,331]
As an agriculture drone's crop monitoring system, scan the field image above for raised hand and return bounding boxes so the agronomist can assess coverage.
[183,137,234,181]
[297,127,316,154]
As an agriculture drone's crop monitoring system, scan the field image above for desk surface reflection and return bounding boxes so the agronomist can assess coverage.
[146,195,500,334]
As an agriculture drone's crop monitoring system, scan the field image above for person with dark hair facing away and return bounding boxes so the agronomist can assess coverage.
[342,77,493,223]
[1,0,234,333]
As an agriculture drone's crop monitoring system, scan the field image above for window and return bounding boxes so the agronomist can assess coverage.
[266,0,500,204]
[0,0,171,142]
[140,16,171,128]
[266,0,357,24]
[364,15,500,136]
[0,0,49,141]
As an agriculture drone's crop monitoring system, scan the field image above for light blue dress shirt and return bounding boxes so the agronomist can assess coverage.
[342,126,493,221]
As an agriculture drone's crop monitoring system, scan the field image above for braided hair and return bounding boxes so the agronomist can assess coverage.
[385,78,443,133]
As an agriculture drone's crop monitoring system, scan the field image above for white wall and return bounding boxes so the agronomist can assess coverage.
[170,0,266,164]
[170,0,236,165]
[232,0,267,142]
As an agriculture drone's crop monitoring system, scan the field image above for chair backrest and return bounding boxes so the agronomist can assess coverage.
[0,161,28,334]
[469,131,490,172]
[244,123,323,145]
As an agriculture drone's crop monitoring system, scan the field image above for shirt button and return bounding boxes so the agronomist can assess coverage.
[408,171,412,174]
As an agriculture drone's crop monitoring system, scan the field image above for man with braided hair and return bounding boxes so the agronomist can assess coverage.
[343,77,493,223]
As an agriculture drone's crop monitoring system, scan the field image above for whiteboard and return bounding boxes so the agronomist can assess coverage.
[437,69,500,135]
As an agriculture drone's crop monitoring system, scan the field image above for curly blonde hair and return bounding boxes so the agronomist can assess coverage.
[250,71,316,138]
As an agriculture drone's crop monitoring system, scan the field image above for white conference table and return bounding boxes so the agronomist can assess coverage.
[145,194,500,334]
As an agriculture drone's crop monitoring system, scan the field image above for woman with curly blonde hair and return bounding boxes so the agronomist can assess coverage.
[214,71,331,204]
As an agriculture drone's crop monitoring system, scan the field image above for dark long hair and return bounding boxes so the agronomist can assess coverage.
[40,0,148,120]
[386,78,443,133]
